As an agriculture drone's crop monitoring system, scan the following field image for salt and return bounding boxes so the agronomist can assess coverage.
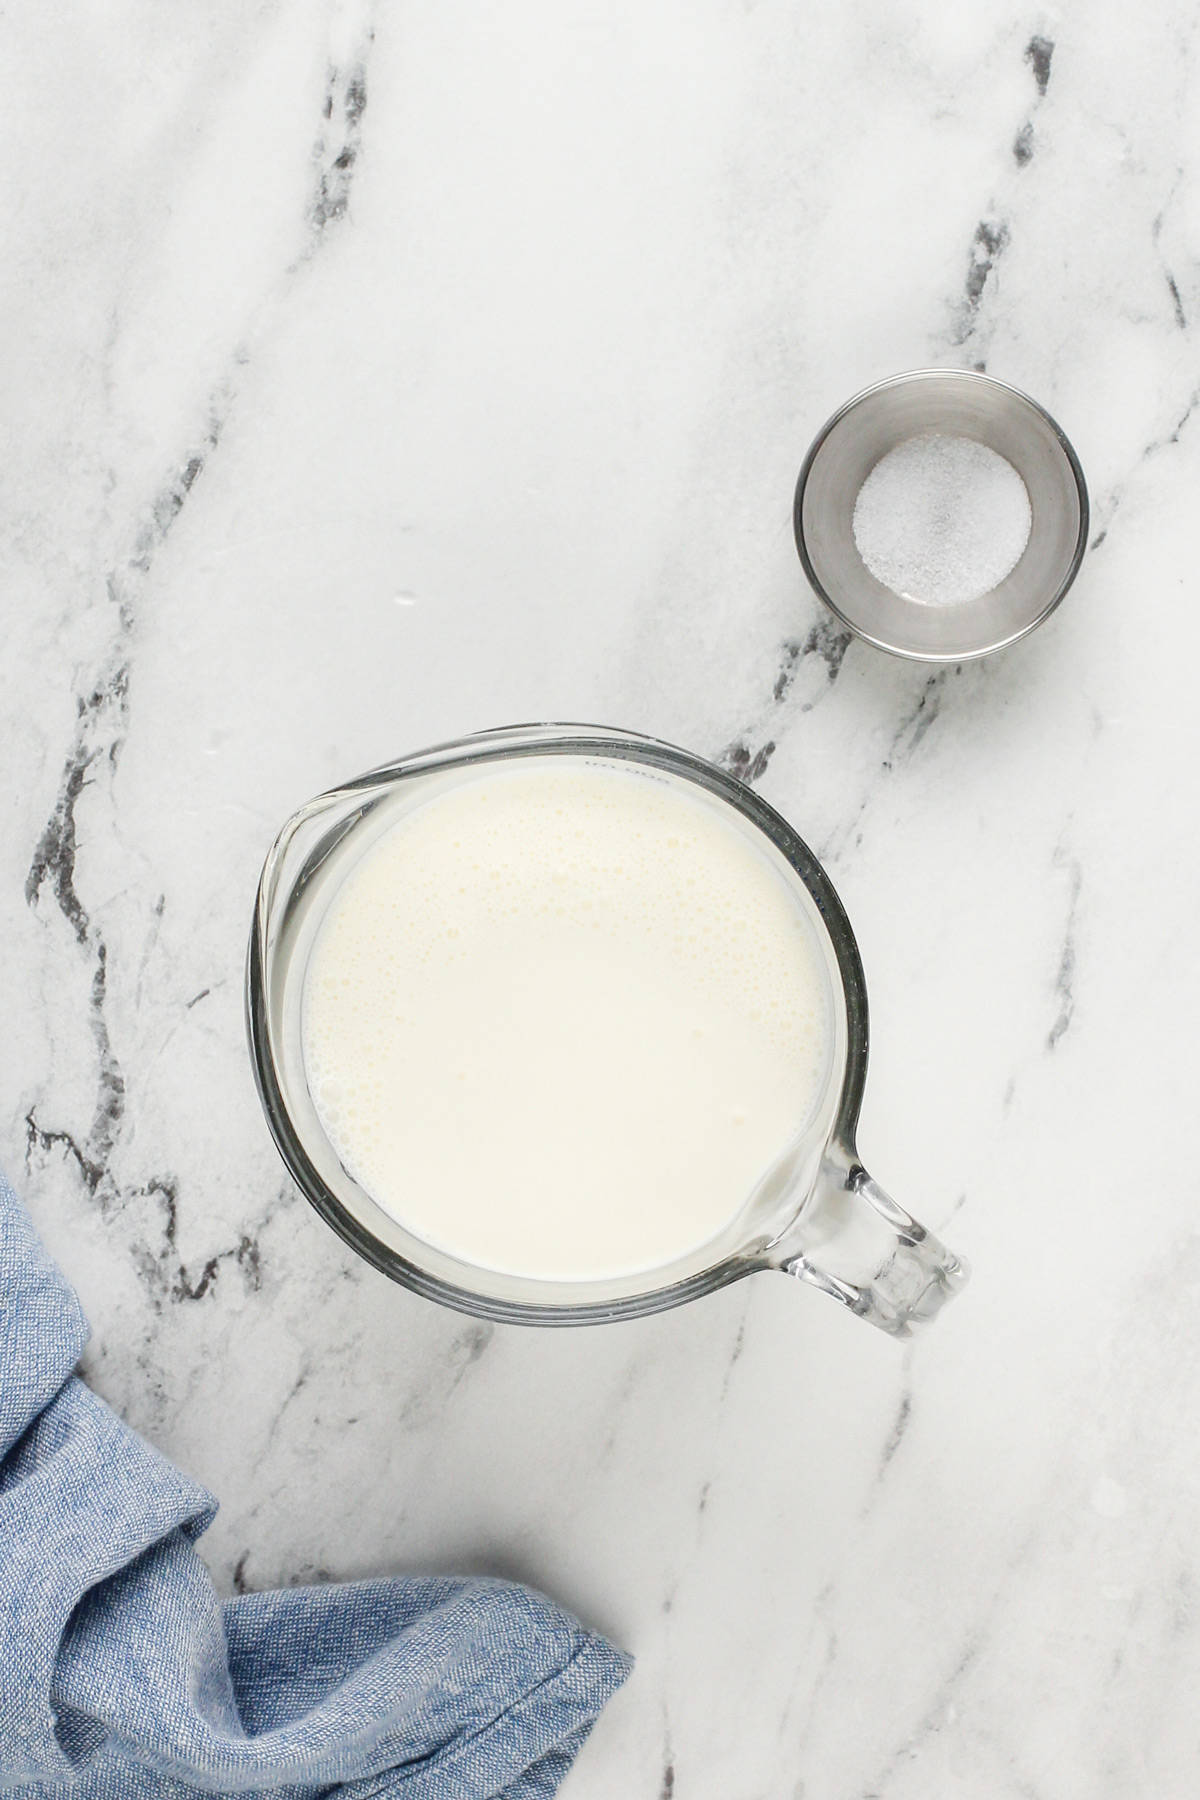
[851,431,1032,606]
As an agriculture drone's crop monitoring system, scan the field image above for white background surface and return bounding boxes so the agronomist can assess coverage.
[3,4,1199,1794]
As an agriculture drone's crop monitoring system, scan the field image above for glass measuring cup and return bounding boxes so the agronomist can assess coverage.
[247,725,967,1336]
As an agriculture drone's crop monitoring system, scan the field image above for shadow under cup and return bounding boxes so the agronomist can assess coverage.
[247,725,967,1335]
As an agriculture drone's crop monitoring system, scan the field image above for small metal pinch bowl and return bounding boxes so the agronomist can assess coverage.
[793,368,1089,662]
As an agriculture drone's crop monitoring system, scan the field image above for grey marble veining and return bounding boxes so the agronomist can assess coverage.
[3,4,1199,1794]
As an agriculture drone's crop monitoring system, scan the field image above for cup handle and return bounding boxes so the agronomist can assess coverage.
[772,1142,968,1337]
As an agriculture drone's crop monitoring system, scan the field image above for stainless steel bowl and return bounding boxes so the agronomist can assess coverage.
[793,368,1089,662]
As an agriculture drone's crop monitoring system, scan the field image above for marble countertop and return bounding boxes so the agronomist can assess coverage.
[3,5,1199,1794]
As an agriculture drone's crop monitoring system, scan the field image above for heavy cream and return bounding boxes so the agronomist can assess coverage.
[301,757,833,1282]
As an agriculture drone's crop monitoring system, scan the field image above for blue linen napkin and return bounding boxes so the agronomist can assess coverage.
[0,1171,630,1797]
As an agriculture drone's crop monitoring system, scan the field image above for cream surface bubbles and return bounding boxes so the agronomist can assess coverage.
[301,757,833,1281]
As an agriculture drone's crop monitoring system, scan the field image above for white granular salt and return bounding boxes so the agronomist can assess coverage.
[852,432,1032,606]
